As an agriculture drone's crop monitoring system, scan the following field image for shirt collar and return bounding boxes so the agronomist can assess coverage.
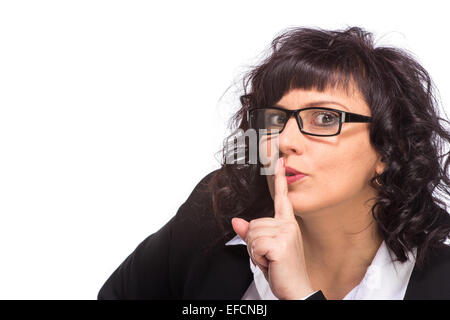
[225,234,246,246]
[225,234,417,299]
[225,234,279,299]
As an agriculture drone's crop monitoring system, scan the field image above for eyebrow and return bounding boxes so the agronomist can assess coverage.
[274,100,350,112]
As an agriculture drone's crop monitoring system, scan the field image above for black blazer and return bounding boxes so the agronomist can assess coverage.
[98,170,450,300]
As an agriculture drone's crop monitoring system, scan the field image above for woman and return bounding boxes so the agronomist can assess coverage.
[98,26,450,300]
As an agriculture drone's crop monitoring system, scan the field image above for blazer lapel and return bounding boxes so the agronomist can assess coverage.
[403,245,450,299]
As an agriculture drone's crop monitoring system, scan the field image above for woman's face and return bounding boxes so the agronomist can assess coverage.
[265,84,385,219]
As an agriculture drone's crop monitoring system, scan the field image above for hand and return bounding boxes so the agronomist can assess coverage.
[231,157,314,300]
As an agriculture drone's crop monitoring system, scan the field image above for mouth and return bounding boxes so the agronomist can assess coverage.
[284,166,306,176]
[285,173,306,184]
[284,165,307,184]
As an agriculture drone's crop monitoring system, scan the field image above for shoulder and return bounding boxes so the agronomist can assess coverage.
[173,169,218,227]
[405,242,450,299]
[170,168,223,244]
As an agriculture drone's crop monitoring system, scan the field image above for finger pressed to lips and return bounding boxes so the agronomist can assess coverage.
[274,158,296,220]
[274,158,288,196]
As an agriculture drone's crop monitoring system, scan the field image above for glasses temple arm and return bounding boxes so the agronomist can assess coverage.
[343,112,372,123]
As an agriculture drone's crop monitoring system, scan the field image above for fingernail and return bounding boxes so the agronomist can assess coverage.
[276,158,281,173]
[281,157,285,168]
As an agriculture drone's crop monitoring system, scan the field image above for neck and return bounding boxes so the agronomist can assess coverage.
[295,192,383,289]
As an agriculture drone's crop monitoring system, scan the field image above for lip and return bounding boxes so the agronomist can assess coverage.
[284,165,307,185]
[285,174,307,184]
[285,166,306,176]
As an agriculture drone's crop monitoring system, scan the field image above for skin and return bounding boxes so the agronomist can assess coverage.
[232,84,386,300]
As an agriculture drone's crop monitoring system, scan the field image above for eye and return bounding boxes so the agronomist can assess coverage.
[313,112,339,126]
[273,114,286,124]
[267,113,286,125]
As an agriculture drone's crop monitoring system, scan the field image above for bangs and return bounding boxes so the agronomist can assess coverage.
[258,56,367,107]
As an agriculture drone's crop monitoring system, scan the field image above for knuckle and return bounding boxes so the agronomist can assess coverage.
[252,238,264,254]
[252,238,259,250]
[246,230,257,243]
[249,219,262,229]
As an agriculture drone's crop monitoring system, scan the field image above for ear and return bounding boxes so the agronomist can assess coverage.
[375,154,386,175]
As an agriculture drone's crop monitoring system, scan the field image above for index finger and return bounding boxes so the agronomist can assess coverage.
[273,157,295,220]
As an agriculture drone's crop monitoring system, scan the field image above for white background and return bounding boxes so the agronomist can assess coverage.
[0,0,449,299]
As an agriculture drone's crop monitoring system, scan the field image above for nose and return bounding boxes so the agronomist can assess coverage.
[278,115,305,156]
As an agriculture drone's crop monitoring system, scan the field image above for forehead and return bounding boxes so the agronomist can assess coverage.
[276,83,370,115]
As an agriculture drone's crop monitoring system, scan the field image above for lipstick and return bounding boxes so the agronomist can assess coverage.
[285,165,307,185]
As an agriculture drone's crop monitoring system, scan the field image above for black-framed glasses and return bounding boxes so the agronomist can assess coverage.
[247,106,372,137]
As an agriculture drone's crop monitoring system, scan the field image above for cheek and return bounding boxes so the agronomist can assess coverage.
[288,153,343,211]
[288,140,376,212]
[313,136,376,187]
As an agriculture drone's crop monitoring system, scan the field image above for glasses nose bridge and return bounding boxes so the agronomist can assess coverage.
[283,109,303,133]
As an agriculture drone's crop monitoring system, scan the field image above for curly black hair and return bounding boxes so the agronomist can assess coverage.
[206,26,450,271]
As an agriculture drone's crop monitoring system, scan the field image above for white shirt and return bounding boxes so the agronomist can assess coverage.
[225,235,417,300]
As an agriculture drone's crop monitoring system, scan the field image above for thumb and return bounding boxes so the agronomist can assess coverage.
[231,217,249,242]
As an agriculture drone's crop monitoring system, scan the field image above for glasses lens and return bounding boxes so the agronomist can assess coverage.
[249,108,285,134]
[249,108,340,136]
[300,108,340,135]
